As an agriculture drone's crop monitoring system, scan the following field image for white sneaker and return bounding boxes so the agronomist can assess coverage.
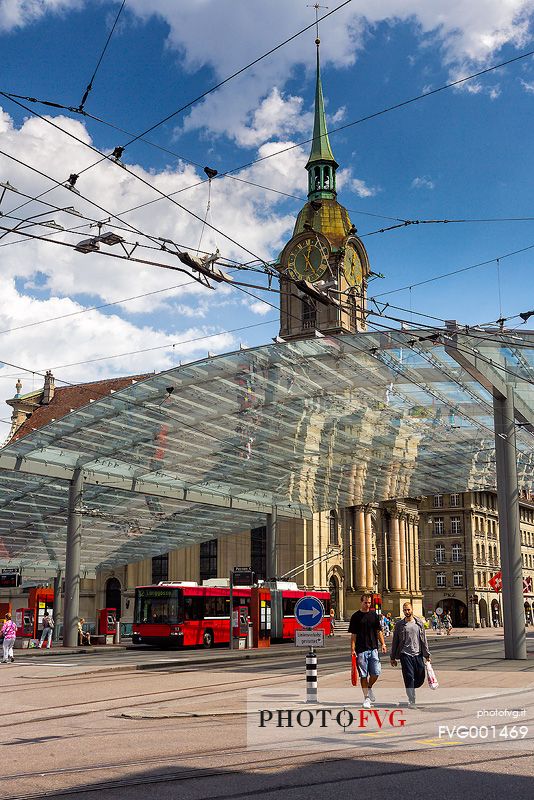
[368,688,376,703]
[362,696,371,709]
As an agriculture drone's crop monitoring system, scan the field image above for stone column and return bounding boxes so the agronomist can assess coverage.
[414,520,421,593]
[365,509,373,591]
[355,507,367,589]
[389,512,402,592]
[344,508,354,590]
[399,514,408,591]
[407,517,415,593]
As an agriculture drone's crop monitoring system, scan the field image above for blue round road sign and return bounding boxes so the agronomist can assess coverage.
[294,596,325,629]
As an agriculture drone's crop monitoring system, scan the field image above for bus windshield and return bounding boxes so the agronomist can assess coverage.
[135,588,182,624]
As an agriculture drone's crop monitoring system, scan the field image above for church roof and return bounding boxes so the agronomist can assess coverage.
[293,198,353,250]
[11,374,152,442]
[306,41,338,169]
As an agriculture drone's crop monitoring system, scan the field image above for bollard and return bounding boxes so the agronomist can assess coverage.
[306,648,318,704]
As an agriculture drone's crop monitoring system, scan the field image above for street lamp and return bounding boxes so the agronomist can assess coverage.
[74,231,124,253]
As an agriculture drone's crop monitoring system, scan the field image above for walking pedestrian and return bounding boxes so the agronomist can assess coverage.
[430,612,438,632]
[349,593,387,709]
[38,612,54,649]
[329,608,336,636]
[390,602,431,707]
[444,611,453,635]
[1,612,17,663]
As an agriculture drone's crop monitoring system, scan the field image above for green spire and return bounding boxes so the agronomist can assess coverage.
[306,39,338,201]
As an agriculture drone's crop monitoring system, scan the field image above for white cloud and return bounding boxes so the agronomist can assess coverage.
[330,105,347,124]
[520,78,534,92]
[124,0,534,135]
[248,300,271,316]
[0,0,82,32]
[0,277,238,392]
[350,178,378,198]
[216,87,312,148]
[411,175,435,190]
[337,168,378,198]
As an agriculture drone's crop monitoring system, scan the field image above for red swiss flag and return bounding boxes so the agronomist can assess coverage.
[488,571,502,592]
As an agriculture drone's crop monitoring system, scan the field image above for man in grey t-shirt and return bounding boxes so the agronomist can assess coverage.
[390,602,431,707]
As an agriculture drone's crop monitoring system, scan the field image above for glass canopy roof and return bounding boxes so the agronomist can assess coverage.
[0,328,533,574]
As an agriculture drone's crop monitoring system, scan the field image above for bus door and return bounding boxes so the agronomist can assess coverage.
[250,587,271,648]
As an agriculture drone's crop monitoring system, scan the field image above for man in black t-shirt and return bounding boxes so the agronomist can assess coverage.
[349,593,387,708]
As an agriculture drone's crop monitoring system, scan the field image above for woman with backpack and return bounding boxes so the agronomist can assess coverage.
[1,612,17,663]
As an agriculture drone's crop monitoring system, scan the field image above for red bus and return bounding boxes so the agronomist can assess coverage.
[132,582,331,648]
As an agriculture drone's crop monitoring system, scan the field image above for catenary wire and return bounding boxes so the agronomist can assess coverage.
[77,0,127,112]
[374,240,534,298]
[5,25,532,234]
[0,318,277,378]
[55,45,534,226]
[0,0,353,213]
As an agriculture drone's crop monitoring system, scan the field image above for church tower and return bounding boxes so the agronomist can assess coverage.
[277,37,370,340]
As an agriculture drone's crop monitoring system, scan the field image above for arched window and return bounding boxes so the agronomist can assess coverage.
[328,510,338,545]
[302,297,316,329]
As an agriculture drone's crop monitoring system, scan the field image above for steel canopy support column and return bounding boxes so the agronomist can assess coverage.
[266,507,277,580]
[63,468,83,648]
[494,388,526,660]
[52,569,62,643]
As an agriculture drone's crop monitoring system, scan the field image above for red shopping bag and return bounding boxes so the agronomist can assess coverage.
[351,652,359,686]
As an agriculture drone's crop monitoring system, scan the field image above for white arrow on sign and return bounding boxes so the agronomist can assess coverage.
[299,608,321,620]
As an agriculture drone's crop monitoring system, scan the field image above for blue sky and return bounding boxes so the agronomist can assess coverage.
[1,0,534,440]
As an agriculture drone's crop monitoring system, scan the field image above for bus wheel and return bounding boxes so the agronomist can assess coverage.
[203,629,214,648]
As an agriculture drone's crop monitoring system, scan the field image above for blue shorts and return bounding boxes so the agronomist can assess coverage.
[357,649,381,678]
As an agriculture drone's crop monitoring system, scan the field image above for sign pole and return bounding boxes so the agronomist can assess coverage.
[229,570,233,650]
[306,644,318,704]
[294,595,325,705]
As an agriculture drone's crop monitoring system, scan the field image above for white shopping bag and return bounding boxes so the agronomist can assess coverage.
[425,661,439,690]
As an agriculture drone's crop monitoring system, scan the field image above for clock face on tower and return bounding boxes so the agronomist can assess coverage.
[285,233,330,282]
[343,240,363,288]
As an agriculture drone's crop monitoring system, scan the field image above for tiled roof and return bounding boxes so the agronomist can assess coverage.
[11,374,152,442]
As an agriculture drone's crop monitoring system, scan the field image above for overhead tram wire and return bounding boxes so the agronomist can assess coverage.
[90,1,353,152]
[6,204,532,366]
[3,185,533,360]
[76,42,534,223]
[0,98,281,274]
[77,0,127,113]
[373,240,534,298]
[360,215,534,237]
[0,1,353,216]
[3,48,533,276]
[0,318,278,378]
[42,44,534,227]
[176,46,534,193]
[5,22,532,234]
